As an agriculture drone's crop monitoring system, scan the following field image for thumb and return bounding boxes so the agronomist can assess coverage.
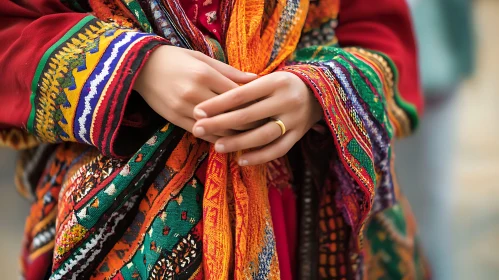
[191,51,258,83]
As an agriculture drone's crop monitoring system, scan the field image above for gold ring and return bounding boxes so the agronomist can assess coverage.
[272,118,286,136]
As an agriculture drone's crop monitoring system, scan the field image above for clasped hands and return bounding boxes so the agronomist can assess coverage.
[134,46,322,166]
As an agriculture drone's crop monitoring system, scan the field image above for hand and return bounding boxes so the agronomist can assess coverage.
[192,71,323,166]
[133,45,258,143]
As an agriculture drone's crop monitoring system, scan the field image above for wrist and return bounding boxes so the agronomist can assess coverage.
[133,45,169,94]
[284,71,323,123]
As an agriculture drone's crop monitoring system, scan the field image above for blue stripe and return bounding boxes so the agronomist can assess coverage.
[73,32,149,144]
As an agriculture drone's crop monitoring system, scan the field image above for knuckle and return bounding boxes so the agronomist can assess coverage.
[191,65,210,82]
[275,72,293,86]
[188,49,199,56]
[229,91,245,105]
[235,112,249,125]
[288,90,306,106]
[169,98,183,111]
[262,128,277,143]
[179,85,195,100]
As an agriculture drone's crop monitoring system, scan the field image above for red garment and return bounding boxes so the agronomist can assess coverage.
[0,1,421,279]
[0,0,422,138]
[337,0,423,114]
[179,0,223,42]
[0,0,422,144]
[182,2,298,278]
[197,157,298,280]
[0,1,166,156]
[269,187,298,280]
[0,1,83,129]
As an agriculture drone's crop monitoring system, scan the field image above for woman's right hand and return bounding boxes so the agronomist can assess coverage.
[133,45,258,143]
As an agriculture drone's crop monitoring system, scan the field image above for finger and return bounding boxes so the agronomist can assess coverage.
[179,114,232,139]
[165,113,220,143]
[213,121,282,153]
[232,119,267,131]
[191,51,258,84]
[213,129,238,137]
[193,96,287,137]
[237,130,299,166]
[194,74,277,119]
[182,89,238,131]
[183,89,218,105]
[153,97,235,139]
[200,135,220,144]
[177,102,235,137]
[199,65,243,96]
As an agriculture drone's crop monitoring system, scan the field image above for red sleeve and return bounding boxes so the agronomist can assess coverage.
[336,0,424,114]
[0,0,82,129]
[278,0,423,248]
[0,1,168,157]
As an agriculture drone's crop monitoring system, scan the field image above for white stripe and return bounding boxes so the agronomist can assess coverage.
[77,32,142,144]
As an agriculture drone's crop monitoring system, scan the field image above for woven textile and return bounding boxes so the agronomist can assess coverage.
[0,0,429,279]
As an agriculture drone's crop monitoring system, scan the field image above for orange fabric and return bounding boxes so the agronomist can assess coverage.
[202,0,309,278]
[91,130,210,278]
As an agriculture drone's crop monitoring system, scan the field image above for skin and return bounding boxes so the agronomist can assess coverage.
[134,45,322,166]
[133,45,258,142]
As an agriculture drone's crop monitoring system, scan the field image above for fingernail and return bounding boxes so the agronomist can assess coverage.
[215,143,225,153]
[245,72,257,77]
[238,159,248,166]
[194,108,207,119]
[194,126,205,137]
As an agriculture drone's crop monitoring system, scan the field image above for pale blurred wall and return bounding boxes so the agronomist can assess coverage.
[453,0,499,278]
[0,0,498,279]
[0,149,29,279]
[395,0,474,279]
[396,0,499,279]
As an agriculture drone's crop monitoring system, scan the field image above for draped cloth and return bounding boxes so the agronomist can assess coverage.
[202,0,309,277]
[0,0,429,279]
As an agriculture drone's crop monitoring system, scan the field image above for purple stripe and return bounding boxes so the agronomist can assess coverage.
[73,32,149,144]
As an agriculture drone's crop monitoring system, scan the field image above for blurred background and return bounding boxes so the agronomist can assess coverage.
[0,0,497,279]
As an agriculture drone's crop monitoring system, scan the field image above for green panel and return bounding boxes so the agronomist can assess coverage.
[120,179,203,278]
[347,139,376,184]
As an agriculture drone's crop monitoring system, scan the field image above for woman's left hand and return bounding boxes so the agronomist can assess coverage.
[192,71,323,166]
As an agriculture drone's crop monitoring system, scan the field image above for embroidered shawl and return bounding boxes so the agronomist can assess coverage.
[0,0,429,279]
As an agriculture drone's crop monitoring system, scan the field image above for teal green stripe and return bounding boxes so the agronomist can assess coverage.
[52,126,175,277]
[347,139,376,184]
[338,52,390,132]
[63,0,86,12]
[372,51,420,131]
[394,92,419,129]
[121,0,153,33]
[77,125,175,229]
[121,181,203,278]
[366,210,405,279]
[27,15,95,133]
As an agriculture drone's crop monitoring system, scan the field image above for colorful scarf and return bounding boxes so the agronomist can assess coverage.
[107,0,312,277]
[203,0,308,277]
[36,0,311,278]
[0,0,431,278]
